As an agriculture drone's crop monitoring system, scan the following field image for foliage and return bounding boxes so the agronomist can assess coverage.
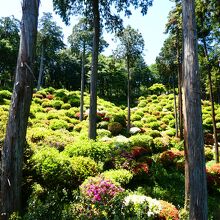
[108,122,123,136]
[102,169,133,186]
[64,139,113,162]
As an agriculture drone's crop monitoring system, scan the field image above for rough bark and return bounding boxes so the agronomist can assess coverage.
[0,0,39,219]
[89,0,100,139]
[182,0,208,219]
[80,42,86,121]
[202,38,219,163]
[37,44,44,91]
[177,31,184,140]
[127,57,131,133]
[173,73,178,137]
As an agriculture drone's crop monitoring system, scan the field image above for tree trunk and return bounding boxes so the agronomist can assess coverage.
[176,31,184,140]
[1,0,39,218]
[182,0,208,219]
[202,38,219,163]
[127,57,131,133]
[37,44,44,91]
[89,0,100,139]
[172,73,178,137]
[80,42,86,121]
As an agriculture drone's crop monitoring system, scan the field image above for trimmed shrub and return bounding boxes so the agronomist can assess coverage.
[49,119,69,130]
[68,97,80,107]
[32,148,72,187]
[132,121,143,128]
[70,156,99,184]
[52,100,64,110]
[159,200,179,220]
[102,169,133,186]
[109,113,126,127]
[32,148,99,188]
[131,114,142,121]
[148,130,161,138]
[130,134,154,151]
[138,100,147,108]
[55,89,69,102]
[108,122,123,136]
[0,90,12,100]
[61,103,71,110]
[147,121,161,130]
[41,100,53,108]
[64,139,113,162]
[97,129,111,138]
[80,176,124,205]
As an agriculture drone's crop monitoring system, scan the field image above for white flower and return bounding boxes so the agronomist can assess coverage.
[123,194,162,217]
[124,194,149,206]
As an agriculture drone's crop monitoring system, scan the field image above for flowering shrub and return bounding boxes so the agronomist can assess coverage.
[80,176,124,205]
[46,94,54,100]
[206,163,220,188]
[123,194,162,219]
[159,200,179,220]
[133,163,149,175]
[160,150,184,169]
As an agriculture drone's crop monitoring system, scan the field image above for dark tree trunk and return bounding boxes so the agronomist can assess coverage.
[172,73,178,137]
[37,44,44,91]
[177,32,184,140]
[1,0,39,218]
[127,57,131,133]
[89,0,100,139]
[80,42,86,121]
[202,38,219,163]
[182,0,208,219]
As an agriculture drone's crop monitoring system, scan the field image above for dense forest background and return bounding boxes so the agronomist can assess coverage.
[0,0,219,105]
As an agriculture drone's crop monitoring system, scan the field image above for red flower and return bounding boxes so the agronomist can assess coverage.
[131,147,148,158]
[133,163,149,174]
[46,94,54,100]
[159,200,179,220]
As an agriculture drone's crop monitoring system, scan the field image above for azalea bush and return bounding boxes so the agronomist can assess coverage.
[80,176,124,205]
[206,163,220,188]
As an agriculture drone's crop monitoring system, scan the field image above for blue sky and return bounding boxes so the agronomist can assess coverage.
[0,0,174,65]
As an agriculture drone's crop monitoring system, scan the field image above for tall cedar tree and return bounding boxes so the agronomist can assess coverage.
[115,26,144,133]
[182,0,208,218]
[1,0,40,218]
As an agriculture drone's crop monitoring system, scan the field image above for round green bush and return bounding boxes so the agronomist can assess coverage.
[109,113,126,127]
[70,156,99,184]
[41,100,53,108]
[32,148,72,187]
[97,129,111,138]
[32,147,99,189]
[0,90,12,100]
[64,139,113,162]
[97,121,109,129]
[148,121,161,130]
[54,89,69,102]
[52,100,64,110]
[108,122,123,136]
[102,169,133,186]
[68,97,80,107]
[138,100,147,108]
[149,130,161,138]
[131,114,142,121]
[61,103,71,110]
[132,121,143,128]
[49,119,69,130]
[130,134,154,150]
